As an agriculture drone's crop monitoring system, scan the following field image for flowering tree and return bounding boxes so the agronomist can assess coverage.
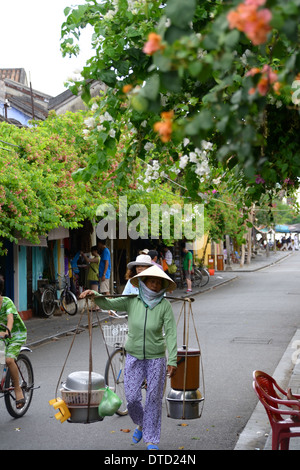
[60,0,300,252]
[0,108,184,254]
[0,111,115,254]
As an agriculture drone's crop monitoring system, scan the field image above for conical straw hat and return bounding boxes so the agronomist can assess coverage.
[130,264,176,292]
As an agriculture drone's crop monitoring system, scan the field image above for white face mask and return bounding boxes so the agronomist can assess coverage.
[138,280,166,309]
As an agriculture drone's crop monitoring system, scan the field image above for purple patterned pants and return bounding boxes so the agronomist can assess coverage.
[124,353,166,444]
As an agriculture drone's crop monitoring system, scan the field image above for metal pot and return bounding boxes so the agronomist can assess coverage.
[166,388,204,420]
[63,371,105,391]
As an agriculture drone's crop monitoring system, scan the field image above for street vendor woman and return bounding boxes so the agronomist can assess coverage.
[0,275,27,409]
[80,265,177,450]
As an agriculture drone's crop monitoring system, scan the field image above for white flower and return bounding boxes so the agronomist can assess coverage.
[91,102,99,111]
[84,117,96,128]
[195,161,210,177]
[104,111,113,121]
[152,160,160,170]
[141,120,147,127]
[97,125,105,132]
[183,138,190,147]
[189,152,198,164]
[160,171,168,178]
[212,176,222,184]
[179,155,189,169]
[201,140,213,150]
[99,112,113,123]
[109,129,116,138]
[104,10,116,20]
[144,142,154,152]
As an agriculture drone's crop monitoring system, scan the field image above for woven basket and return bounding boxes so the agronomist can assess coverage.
[60,388,104,407]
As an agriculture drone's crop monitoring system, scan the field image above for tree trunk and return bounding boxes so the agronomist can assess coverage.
[240,244,245,267]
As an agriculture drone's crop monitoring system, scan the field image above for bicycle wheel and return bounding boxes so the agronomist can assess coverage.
[199,268,210,287]
[41,288,56,317]
[60,290,78,316]
[4,353,34,418]
[105,348,128,416]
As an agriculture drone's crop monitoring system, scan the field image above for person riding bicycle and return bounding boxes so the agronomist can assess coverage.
[80,265,177,450]
[0,275,27,409]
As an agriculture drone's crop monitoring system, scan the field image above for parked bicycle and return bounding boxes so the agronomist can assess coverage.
[41,274,78,317]
[0,324,34,418]
[175,265,210,290]
[102,310,128,416]
[192,266,210,288]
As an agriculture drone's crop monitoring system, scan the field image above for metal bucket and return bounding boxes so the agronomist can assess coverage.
[166,388,204,420]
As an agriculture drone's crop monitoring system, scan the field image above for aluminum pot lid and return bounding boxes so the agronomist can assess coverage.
[167,388,203,401]
[64,371,105,391]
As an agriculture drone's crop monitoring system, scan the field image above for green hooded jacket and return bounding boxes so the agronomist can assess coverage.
[94,294,178,367]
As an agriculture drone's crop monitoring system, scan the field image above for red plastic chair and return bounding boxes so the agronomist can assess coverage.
[253,370,300,450]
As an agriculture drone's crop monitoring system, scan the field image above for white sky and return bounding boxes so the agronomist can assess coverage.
[0,0,93,97]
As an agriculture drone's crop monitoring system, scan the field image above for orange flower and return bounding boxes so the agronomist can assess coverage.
[246,65,280,96]
[227,0,272,45]
[122,84,133,94]
[153,110,174,143]
[143,32,164,55]
[246,67,261,77]
[272,81,281,95]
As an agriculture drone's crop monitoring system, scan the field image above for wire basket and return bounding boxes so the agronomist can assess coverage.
[60,388,104,407]
[102,323,128,348]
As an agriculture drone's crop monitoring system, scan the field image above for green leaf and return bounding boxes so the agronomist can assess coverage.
[140,74,160,101]
[165,0,196,28]
[165,25,193,44]
[161,72,181,92]
[185,110,213,135]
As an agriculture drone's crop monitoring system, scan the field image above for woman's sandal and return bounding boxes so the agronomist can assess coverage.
[147,444,159,450]
[132,428,143,444]
[16,398,25,409]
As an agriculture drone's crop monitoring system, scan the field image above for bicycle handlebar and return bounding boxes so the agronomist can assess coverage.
[0,323,11,339]
[109,310,128,319]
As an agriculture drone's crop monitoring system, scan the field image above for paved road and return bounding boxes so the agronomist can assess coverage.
[0,252,299,452]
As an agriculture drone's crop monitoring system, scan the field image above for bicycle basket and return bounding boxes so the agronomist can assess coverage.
[102,323,128,347]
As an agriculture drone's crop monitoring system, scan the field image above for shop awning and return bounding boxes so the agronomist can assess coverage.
[17,236,48,247]
[288,223,300,233]
[47,227,69,240]
[275,225,290,233]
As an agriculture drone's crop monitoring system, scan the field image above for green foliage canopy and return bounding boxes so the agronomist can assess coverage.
[60,0,300,209]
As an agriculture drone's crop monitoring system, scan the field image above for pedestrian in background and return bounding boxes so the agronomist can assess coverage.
[97,239,111,295]
[148,250,163,270]
[81,246,100,290]
[182,244,193,293]
[123,254,153,294]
